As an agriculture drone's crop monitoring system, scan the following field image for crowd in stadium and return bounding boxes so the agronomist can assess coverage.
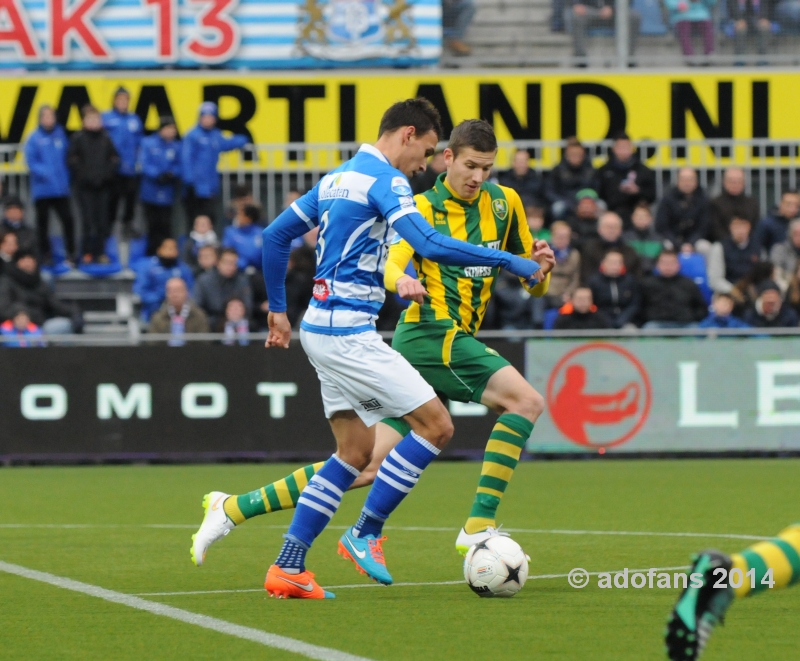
[2,89,800,344]
[440,0,800,58]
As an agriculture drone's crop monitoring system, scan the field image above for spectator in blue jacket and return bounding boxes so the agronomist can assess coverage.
[24,106,75,264]
[0,304,44,347]
[181,101,248,227]
[134,237,194,320]
[223,204,263,271]
[103,88,143,237]
[698,292,750,329]
[754,190,800,253]
[139,115,181,256]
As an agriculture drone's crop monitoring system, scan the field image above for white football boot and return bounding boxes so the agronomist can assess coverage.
[455,526,509,555]
[190,491,236,567]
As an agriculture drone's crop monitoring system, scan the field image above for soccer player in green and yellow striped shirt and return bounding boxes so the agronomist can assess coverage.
[197,119,555,562]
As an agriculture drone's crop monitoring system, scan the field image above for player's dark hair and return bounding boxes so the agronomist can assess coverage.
[378,98,442,140]
[233,183,252,199]
[612,131,631,142]
[243,204,262,224]
[220,247,239,260]
[448,120,497,157]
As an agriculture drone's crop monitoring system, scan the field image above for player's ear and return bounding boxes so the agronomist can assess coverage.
[443,147,454,167]
[402,125,416,144]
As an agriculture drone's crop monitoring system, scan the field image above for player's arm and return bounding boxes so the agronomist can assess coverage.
[504,188,553,296]
[261,191,318,348]
[384,238,427,303]
[393,212,542,281]
[372,174,542,281]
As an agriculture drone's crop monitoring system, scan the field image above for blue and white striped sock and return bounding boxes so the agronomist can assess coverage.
[275,454,359,571]
[354,431,440,538]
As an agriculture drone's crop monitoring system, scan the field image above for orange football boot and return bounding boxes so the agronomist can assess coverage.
[264,565,335,599]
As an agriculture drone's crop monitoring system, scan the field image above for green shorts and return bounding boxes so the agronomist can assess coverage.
[381,319,511,436]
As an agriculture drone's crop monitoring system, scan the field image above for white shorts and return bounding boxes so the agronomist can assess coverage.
[300,328,437,427]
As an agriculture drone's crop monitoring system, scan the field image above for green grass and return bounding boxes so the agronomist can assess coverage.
[1,460,798,660]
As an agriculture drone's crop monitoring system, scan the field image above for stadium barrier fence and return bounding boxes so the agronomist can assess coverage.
[2,139,800,224]
[2,331,800,464]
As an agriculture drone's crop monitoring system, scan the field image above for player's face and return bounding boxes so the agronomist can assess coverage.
[397,129,438,179]
[444,147,496,199]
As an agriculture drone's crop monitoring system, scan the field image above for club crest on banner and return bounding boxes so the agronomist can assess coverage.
[297,0,417,60]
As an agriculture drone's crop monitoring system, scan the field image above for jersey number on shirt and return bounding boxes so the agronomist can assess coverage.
[316,210,330,266]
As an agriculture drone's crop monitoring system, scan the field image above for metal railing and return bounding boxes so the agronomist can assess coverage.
[3,138,799,223]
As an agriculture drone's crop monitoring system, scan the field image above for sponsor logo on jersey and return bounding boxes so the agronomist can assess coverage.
[398,195,414,208]
[319,187,350,200]
[485,347,500,357]
[492,198,508,221]
[359,398,383,411]
[465,266,493,278]
[434,211,447,225]
[486,240,501,250]
[312,278,330,301]
[391,176,413,196]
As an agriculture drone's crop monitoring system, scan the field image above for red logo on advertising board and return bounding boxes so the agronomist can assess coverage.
[546,343,652,450]
[312,279,330,301]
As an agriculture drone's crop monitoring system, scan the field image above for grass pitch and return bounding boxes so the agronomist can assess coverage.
[1,459,798,660]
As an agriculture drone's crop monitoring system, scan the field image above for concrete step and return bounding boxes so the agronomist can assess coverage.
[83,323,132,335]
[83,311,129,323]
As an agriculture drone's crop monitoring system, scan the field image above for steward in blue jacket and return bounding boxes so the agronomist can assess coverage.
[102,87,143,236]
[24,105,76,262]
[139,115,182,255]
[181,101,248,224]
[134,238,194,320]
[222,204,263,270]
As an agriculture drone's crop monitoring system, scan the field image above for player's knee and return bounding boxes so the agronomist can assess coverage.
[340,447,373,471]
[513,390,545,423]
[425,412,454,447]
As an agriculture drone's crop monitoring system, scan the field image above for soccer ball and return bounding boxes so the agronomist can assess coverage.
[463,536,529,597]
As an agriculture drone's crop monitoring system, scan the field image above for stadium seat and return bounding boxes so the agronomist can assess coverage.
[127,236,149,269]
[544,308,561,330]
[42,236,73,277]
[678,252,713,304]
[636,0,669,35]
[78,237,123,277]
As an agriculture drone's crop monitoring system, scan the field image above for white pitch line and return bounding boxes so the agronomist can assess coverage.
[0,523,770,541]
[0,561,373,661]
[134,566,693,597]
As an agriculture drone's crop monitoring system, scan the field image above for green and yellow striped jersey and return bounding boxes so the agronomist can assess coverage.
[385,173,548,335]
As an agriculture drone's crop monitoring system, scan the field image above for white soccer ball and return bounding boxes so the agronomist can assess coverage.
[463,536,529,597]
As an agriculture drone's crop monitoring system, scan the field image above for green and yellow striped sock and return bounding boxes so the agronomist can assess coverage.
[730,523,800,598]
[464,413,533,535]
[223,462,325,525]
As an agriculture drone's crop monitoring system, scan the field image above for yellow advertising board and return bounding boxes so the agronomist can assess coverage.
[1,70,799,165]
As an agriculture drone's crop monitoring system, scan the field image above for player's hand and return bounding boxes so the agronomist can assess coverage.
[532,240,556,276]
[396,275,428,305]
[265,312,291,349]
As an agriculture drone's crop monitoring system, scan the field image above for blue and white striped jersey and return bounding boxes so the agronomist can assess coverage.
[291,144,419,336]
